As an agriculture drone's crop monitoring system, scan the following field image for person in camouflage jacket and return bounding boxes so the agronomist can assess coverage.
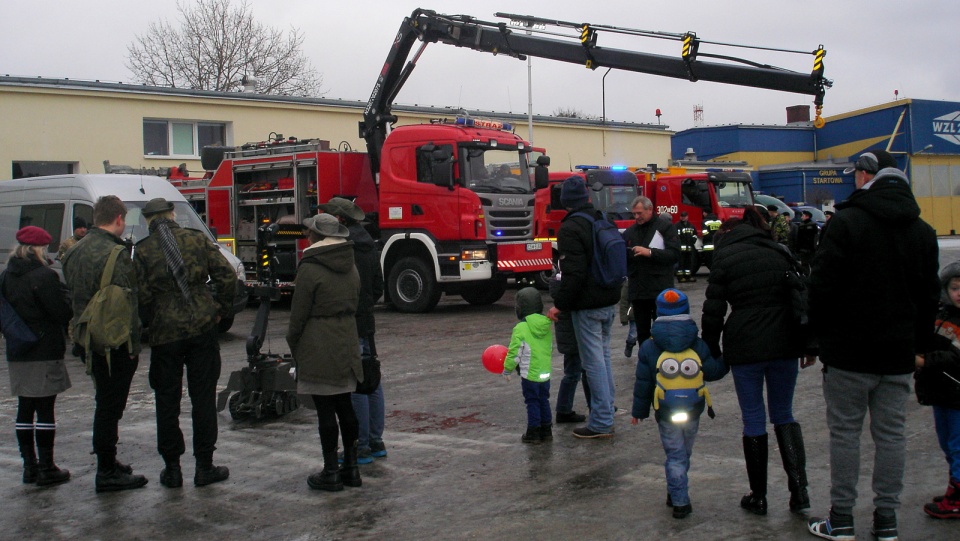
[61,195,148,493]
[132,198,235,489]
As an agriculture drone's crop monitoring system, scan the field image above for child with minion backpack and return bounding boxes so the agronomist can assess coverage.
[631,289,728,519]
[503,287,554,444]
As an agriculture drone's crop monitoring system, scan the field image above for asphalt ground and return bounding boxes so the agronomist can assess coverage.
[3,240,960,541]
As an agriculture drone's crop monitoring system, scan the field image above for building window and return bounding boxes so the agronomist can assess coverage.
[12,161,76,179]
[143,120,227,157]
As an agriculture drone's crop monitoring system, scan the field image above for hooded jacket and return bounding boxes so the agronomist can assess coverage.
[552,204,622,311]
[809,168,940,375]
[2,254,73,362]
[286,239,363,388]
[914,261,960,409]
[701,224,803,364]
[504,288,553,382]
[632,313,727,422]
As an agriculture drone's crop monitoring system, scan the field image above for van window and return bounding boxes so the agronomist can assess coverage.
[19,203,64,252]
[73,204,94,231]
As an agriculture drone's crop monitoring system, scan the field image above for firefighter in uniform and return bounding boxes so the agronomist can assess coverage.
[675,212,699,283]
[700,213,721,269]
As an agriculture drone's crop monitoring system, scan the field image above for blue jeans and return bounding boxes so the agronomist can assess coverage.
[730,358,799,437]
[658,416,700,506]
[571,305,616,433]
[352,336,385,450]
[521,379,552,427]
[934,406,960,482]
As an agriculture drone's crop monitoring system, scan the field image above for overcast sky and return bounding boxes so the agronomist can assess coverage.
[2,0,957,132]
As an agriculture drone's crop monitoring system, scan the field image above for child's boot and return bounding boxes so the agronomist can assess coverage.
[924,479,960,519]
[522,426,541,444]
[933,478,959,503]
[539,424,553,442]
[740,434,768,515]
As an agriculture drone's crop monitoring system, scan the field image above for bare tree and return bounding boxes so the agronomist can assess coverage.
[553,107,600,120]
[126,0,323,96]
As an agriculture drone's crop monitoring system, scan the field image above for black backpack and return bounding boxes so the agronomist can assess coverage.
[0,271,40,356]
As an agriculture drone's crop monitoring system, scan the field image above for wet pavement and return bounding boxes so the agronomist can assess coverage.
[3,252,960,540]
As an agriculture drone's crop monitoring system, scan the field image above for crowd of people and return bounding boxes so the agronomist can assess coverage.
[525,149,957,540]
[3,150,959,539]
[3,195,384,494]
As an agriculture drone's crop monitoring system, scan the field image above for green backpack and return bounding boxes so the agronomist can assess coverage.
[75,245,135,375]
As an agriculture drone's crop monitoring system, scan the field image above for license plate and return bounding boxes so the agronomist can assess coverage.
[526,242,543,252]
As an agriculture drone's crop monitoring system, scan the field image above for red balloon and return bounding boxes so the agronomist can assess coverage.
[482,344,508,374]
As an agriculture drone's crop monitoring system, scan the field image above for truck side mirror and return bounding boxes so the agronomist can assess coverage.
[534,155,550,189]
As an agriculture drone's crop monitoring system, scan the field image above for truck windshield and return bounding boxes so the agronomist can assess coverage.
[592,185,638,220]
[122,201,216,245]
[714,181,753,208]
[462,147,532,194]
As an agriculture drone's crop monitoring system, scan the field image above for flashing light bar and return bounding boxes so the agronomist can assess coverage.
[455,116,513,132]
[574,164,629,171]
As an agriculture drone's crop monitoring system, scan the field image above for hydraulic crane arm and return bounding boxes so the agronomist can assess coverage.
[360,8,832,176]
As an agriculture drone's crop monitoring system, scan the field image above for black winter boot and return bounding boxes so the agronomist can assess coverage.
[740,434,768,515]
[16,424,38,484]
[36,447,71,487]
[160,458,183,488]
[522,427,542,444]
[340,441,362,488]
[775,422,810,513]
[539,424,553,442]
[95,454,148,493]
[308,452,343,492]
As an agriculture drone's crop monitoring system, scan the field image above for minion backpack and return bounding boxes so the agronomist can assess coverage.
[654,348,716,424]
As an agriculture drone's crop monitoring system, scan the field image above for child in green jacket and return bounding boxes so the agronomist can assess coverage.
[503,287,554,443]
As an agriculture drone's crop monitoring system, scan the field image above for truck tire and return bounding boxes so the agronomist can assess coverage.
[388,257,441,313]
[532,251,559,291]
[460,278,506,305]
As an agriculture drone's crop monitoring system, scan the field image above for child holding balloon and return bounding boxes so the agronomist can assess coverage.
[502,287,554,443]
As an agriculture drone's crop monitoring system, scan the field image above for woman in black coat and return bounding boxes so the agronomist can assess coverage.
[700,207,814,516]
[2,226,73,486]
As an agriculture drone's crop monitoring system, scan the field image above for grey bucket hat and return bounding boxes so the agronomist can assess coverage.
[303,213,350,238]
[318,197,365,222]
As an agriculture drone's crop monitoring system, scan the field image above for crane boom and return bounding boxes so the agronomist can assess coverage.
[361,8,831,175]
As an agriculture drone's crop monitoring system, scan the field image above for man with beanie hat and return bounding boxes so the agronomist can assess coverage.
[808,149,939,540]
[622,196,680,350]
[548,177,621,438]
[57,216,88,261]
[631,288,727,519]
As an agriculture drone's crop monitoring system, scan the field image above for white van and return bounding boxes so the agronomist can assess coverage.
[0,174,248,332]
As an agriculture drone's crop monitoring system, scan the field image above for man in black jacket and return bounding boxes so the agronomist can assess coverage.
[547,177,621,438]
[807,150,940,541]
[622,196,680,347]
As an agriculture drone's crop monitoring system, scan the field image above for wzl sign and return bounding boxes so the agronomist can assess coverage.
[933,111,960,145]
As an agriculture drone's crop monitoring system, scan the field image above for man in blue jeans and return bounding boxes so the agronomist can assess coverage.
[808,150,940,541]
[547,177,621,438]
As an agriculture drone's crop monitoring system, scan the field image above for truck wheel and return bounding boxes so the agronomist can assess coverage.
[217,315,234,333]
[388,257,442,313]
[532,252,559,291]
[460,278,507,305]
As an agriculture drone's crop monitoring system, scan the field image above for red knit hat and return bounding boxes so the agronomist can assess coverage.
[16,226,52,246]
